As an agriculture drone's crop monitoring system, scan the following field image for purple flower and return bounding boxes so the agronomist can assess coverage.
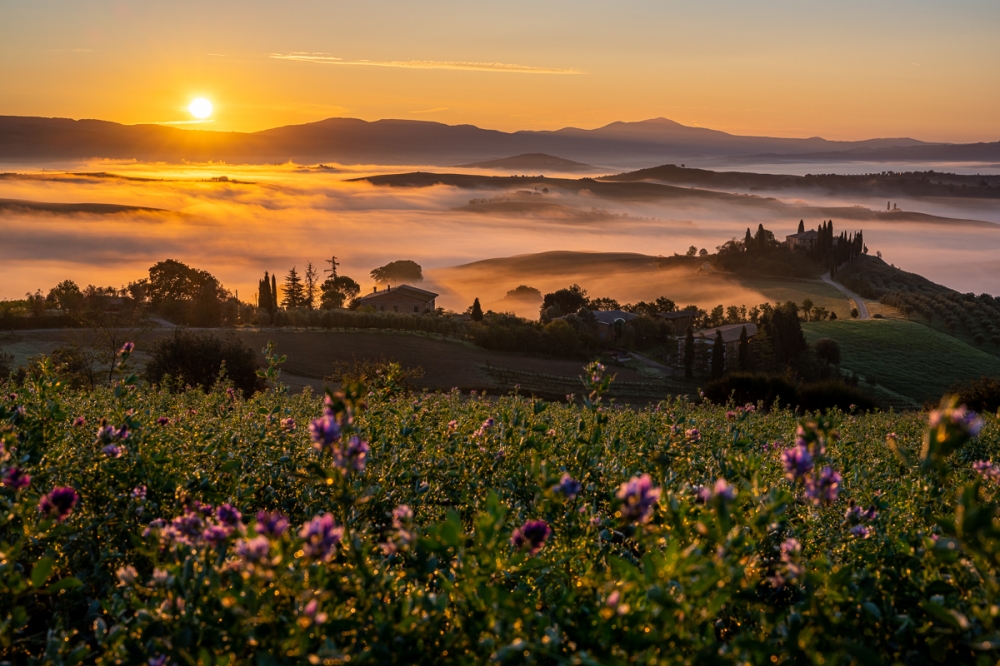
[845,503,877,524]
[712,478,737,501]
[616,474,662,524]
[157,417,170,426]
[511,519,552,554]
[805,466,841,506]
[2,467,31,490]
[302,599,328,625]
[849,525,873,539]
[236,535,271,563]
[333,436,369,473]
[553,473,582,499]
[605,589,629,615]
[781,444,814,481]
[102,443,124,458]
[148,655,169,666]
[309,414,341,451]
[132,485,147,500]
[391,504,413,528]
[281,417,296,432]
[298,513,344,561]
[693,485,712,504]
[119,342,135,355]
[255,511,289,538]
[225,387,237,400]
[216,504,242,527]
[202,524,231,546]
[474,417,496,438]
[685,428,701,442]
[974,460,1000,483]
[72,416,86,427]
[39,486,79,521]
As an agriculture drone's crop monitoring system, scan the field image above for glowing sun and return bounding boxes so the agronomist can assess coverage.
[188,98,213,119]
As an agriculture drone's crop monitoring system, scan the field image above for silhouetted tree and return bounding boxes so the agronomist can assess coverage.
[370,260,423,286]
[282,267,305,309]
[738,325,750,371]
[711,330,725,379]
[798,219,805,234]
[304,262,319,310]
[684,326,695,378]
[470,298,484,322]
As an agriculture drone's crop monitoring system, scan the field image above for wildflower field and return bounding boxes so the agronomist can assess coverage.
[2,349,1000,665]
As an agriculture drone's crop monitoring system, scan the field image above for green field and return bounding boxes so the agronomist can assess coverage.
[738,276,852,319]
[802,318,1000,404]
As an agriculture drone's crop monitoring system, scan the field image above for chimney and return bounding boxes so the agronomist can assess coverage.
[373,286,377,293]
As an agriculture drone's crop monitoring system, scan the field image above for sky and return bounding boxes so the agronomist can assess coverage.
[1,0,999,142]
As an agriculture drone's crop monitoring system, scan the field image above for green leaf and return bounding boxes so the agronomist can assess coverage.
[31,557,54,588]
[45,577,83,593]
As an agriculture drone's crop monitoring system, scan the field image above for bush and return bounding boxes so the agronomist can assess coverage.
[813,338,841,365]
[950,375,1000,414]
[703,373,798,410]
[143,329,265,397]
[797,380,879,413]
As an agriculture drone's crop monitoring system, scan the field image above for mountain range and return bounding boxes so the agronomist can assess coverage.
[1,115,998,167]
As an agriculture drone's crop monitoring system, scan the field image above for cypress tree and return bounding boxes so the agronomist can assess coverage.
[271,274,278,311]
[738,325,750,371]
[684,327,695,379]
[711,330,725,379]
[797,219,805,234]
[470,298,484,322]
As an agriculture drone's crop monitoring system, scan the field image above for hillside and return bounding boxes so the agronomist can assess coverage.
[457,153,597,172]
[0,114,973,167]
[0,197,172,214]
[802,318,1000,404]
[603,164,1000,199]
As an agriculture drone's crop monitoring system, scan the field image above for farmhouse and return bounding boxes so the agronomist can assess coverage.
[355,284,438,313]
[658,310,696,335]
[678,322,758,361]
[591,310,640,341]
[785,229,818,250]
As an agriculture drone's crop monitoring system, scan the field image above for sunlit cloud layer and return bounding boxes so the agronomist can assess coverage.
[268,53,584,75]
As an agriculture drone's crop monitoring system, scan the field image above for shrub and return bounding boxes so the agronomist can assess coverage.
[0,348,12,379]
[949,375,1000,414]
[703,372,798,410]
[813,338,841,365]
[143,329,265,397]
[797,380,879,413]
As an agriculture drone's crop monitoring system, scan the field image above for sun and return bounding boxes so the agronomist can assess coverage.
[188,98,213,119]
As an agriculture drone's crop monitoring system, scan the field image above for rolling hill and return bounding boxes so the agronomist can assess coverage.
[3,114,985,167]
[456,153,597,172]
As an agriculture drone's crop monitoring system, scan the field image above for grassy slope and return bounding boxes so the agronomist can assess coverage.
[802,319,1000,404]
[738,277,851,319]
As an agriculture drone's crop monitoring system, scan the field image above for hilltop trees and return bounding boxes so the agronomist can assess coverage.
[258,272,277,319]
[371,260,423,286]
[470,298,484,322]
[304,262,319,310]
[319,256,361,310]
[142,259,228,326]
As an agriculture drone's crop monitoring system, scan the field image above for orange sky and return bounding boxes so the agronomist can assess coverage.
[1,1,999,142]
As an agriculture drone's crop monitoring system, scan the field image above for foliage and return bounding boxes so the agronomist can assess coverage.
[470,298,484,322]
[949,376,1000,415]
[1,357,999,663]
[143,329,265,397]
[370,260,423,286]
[281,267,307,309]
[803,319,1000,404]
[814,337,841,365]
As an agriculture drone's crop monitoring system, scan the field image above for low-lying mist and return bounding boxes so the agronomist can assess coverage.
[1,160,998,314]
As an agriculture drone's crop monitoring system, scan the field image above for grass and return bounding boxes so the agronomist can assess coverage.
[734,276,851,318]
[802,318,1000,404]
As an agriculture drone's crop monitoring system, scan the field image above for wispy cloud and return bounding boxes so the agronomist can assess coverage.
[269,53,583,75]
[410,107,449,114]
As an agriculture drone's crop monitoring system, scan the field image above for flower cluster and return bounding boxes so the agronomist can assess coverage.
[694,478,737,504]
[96,419,130,458]
[844,500,878,539]
[782,420,841,506]
[382,504,416,556]
[922,396,984,470]
[552,473,582,499]
[148,502,245,550]
[39,486,79,521]
[310,392,370,474]
[474,418,495,438]
[725,403,757,421]
[769,538,805,588]
[511,519,552,555]
[616,474,662,524]
[974,460,1000,483]
[298,513,344,562]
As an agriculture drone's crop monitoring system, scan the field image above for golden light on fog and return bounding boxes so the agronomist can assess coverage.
[188,98,213,119]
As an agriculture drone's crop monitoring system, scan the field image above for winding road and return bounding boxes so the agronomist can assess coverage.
[821,272,870,320]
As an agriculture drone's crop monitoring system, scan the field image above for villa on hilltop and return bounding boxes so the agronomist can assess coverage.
[785,229,818,250]
[356,284,438,313]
